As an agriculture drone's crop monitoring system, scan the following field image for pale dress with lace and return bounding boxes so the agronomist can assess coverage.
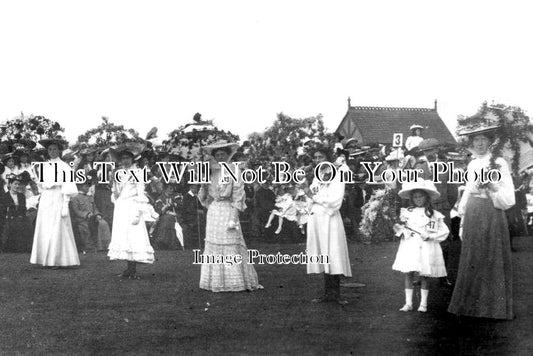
[198,167,261,292]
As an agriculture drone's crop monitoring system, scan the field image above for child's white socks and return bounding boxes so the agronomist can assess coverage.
[418,289,428,312]
[400,289,413,311]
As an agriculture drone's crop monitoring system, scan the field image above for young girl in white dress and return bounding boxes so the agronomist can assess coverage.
[265,185,310,234]
[107,143,155,279]
[392,179,449,312]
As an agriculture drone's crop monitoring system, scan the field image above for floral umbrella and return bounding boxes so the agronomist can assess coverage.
[163,113,239,161]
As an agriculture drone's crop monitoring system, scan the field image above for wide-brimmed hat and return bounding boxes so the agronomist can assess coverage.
[398,179,441,200]
[79,146,99,155]
[62,150,77,162]
[13,148,31,158]
[457,123,501,137]
[39,136,69,150]
[410,124,424,131]
[9,139,37,152]
[1,152,19,165]
[417,138,440,152]
[344,138,359,149]
[203,140,239,160]
[115,141,146,157]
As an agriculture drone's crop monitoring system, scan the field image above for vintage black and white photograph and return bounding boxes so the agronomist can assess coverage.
[0,1,531,355]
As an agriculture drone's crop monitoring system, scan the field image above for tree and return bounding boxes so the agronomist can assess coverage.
[247,112,333,169]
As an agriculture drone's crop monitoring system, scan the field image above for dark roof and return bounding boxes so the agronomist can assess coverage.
[336,105,457,145]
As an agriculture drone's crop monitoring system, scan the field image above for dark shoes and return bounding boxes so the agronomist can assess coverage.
[312,274,348,305]
[120,262,139,279]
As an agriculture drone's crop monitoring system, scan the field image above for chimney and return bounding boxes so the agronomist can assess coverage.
[348,96,351,109]
[434,99,438,111]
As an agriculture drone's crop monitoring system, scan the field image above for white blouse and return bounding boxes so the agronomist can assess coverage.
[458,153,515,214]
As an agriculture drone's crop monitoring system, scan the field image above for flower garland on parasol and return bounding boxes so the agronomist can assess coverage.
[72,117,145,154]
[0,113,64,143]
[163,113,239,161]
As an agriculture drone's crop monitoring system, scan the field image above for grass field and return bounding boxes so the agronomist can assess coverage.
[0,237,531,355]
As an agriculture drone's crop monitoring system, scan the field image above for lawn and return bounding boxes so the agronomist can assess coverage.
[0,236,531,355]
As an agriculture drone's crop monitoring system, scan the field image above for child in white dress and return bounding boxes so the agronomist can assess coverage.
[265,185,310,234]
[392,179,449,312]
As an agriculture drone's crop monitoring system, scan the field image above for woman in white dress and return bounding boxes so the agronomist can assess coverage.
[302,147,352,304]
[107,143,154,279]
[30,138,79,267]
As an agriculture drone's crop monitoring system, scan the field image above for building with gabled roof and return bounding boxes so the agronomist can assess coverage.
[335,98,456,146]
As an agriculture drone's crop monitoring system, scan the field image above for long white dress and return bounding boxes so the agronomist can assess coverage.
[306,166,352,277]
[30,157,80,266]
[107,165,154,263]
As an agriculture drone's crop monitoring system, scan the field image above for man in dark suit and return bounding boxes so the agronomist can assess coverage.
[177,184,205,249]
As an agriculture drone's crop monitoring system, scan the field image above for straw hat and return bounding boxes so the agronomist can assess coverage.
[398,179,441,200]
[203,140,239,160]
[1,152,19,165]
[410,124,424,131]
[344,138,359,149]
[457,123,500,137]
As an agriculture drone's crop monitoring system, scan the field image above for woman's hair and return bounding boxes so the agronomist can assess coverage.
[312,146,332,162]
[7,174,23,185]
[467,132,495,146]
[211,146,232,157]
[409,189,434,218]
[45,143,63,159]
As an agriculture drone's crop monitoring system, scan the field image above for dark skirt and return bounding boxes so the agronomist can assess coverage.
[3,216,34,253]
[448,197,513,320]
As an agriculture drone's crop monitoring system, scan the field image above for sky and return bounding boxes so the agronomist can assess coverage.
[0,0,531,143]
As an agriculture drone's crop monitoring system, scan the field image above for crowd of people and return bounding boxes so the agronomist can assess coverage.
[0,117,529,320]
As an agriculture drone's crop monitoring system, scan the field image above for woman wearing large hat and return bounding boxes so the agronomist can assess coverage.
[30,137,80,267]
[198,140,262,292]
[447,119,515,320]
[107,142,155,278]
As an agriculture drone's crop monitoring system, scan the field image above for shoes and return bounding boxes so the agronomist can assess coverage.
[334,297,348,305]
[417,305,427,313]
[399,304,413,312]
[311,295,335,303]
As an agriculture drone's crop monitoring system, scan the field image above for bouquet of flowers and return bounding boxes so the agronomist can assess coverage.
[359,187,401,244]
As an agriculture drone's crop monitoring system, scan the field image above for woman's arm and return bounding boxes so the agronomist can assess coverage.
[487,158,516,210]
[230,179,246,217]
[311,179,345,212]
[426,214,449,242]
